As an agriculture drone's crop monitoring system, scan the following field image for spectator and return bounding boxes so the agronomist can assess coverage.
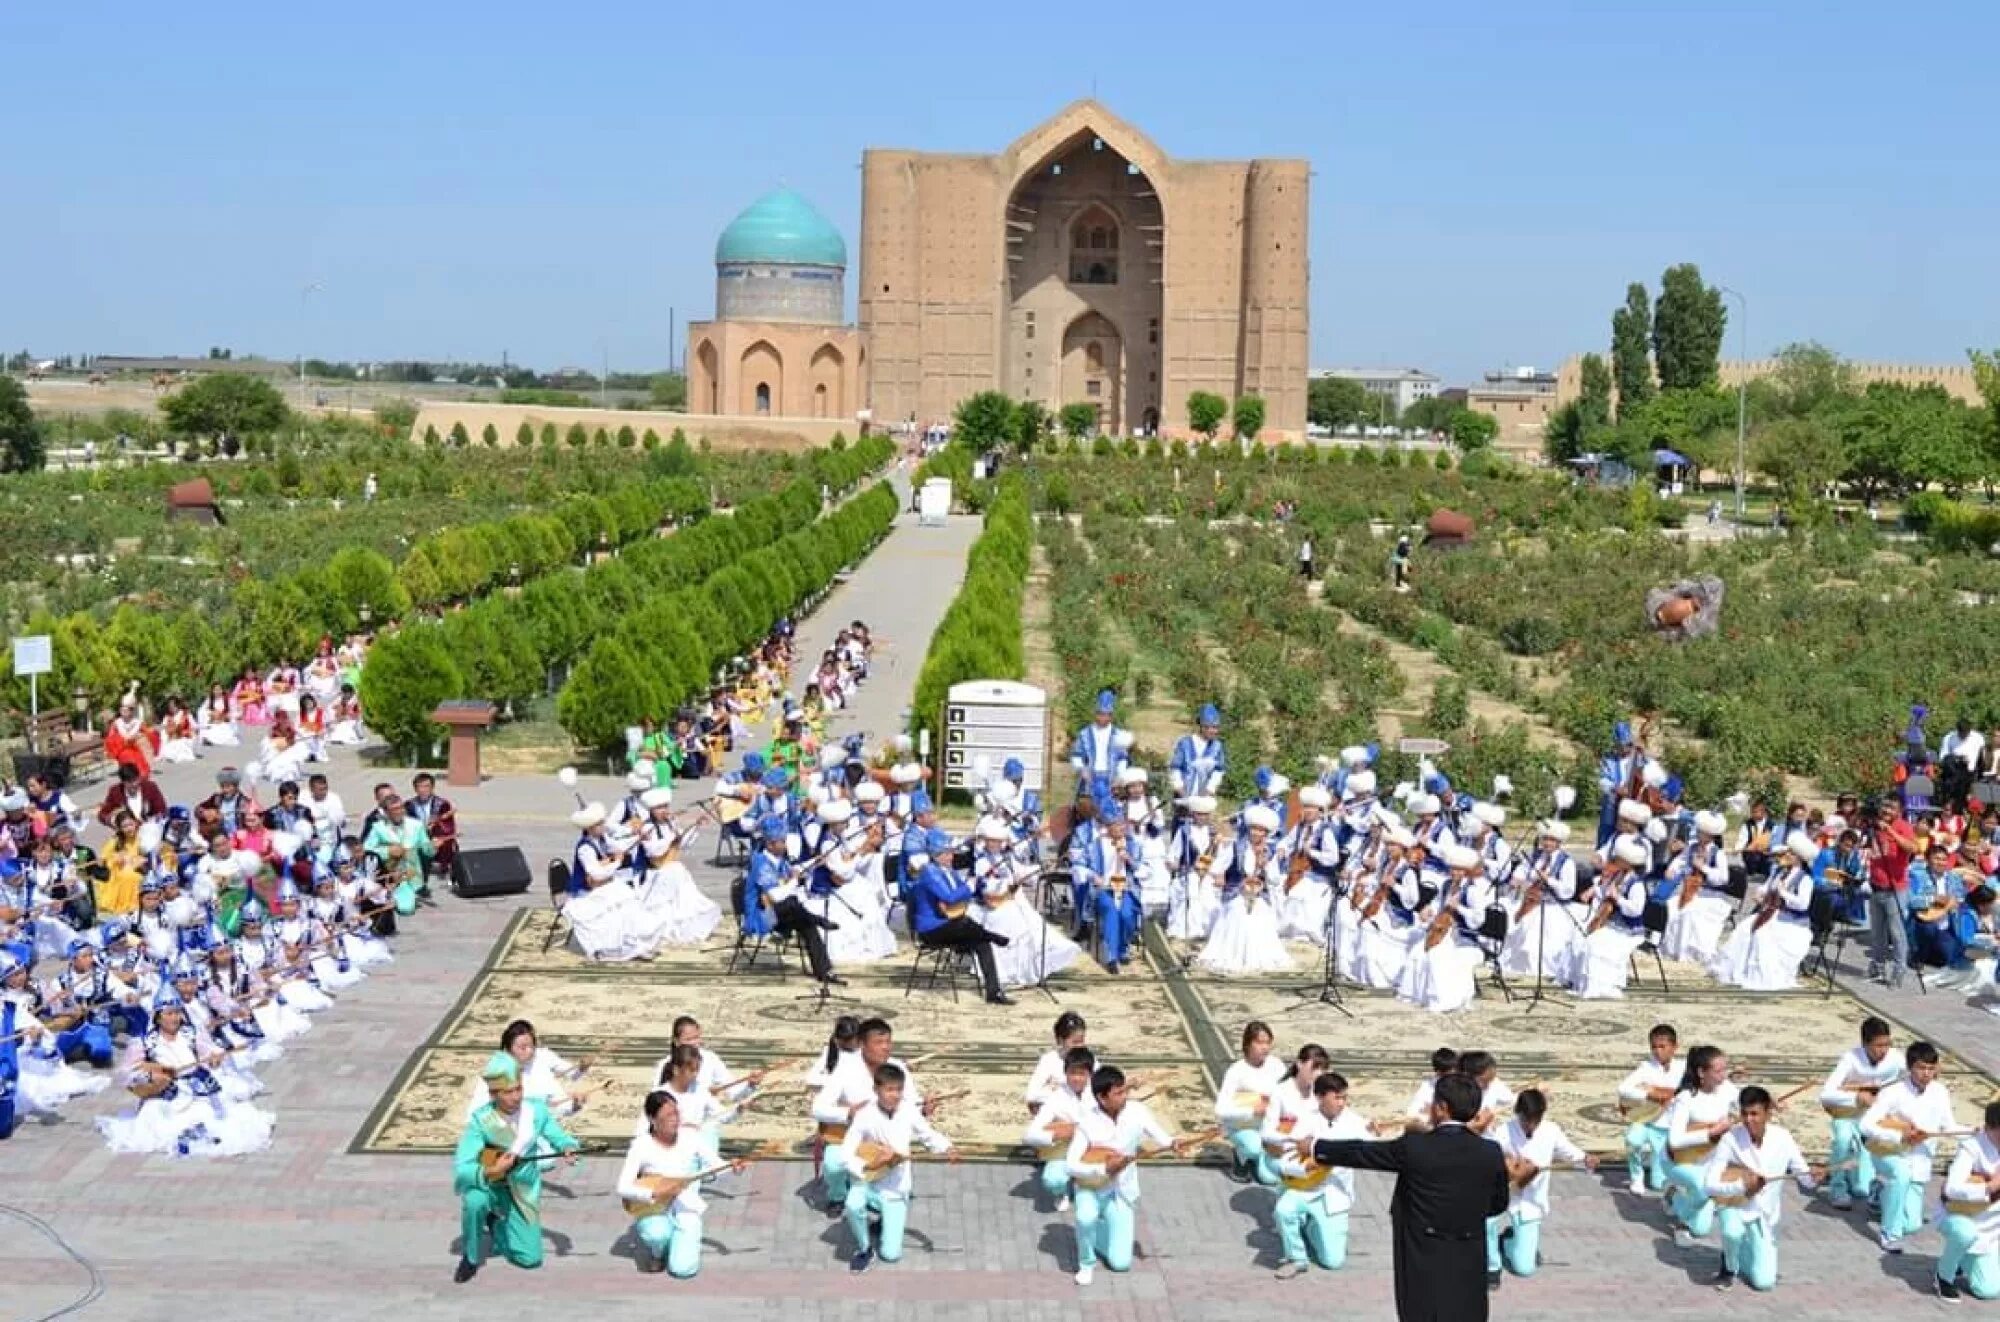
[1865,801,1918,988]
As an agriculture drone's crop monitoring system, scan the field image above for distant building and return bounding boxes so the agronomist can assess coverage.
[1554,355,1984,409]
[1465,366,1560,456]
[1314,367,1439,417]
[87,356,291,378]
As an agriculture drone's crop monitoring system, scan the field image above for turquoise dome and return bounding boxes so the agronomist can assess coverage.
[715,188,847,269]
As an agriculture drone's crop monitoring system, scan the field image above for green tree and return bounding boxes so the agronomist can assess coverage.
[1447,407,1498,451]
[649,372,687,409]
[422,423,441,447]
[1058,402,1096,440]
[1578,352,1614,430]
[540,422,559,449]
[642,427,661,451]
[592,427,610,448]
[952,390,1017,449]
[616,424,637,450]
[515,420,535,447]
[323,545,411,631]
[1611,282,1655,416]
[1763,341,1854,417]
[1399,394,1455,433]
[359,626,466,759]
[1653,263,1727,390]
[448,420,470,448]
[0,375,47,472]
[1232,394,1266,442]
[374,398,418,433]
[1012,400,1049,451]
[1752,415,1847,505]
[557,638,663,753]
[566,422,588,449]
[1307,375,1374,429]
[1186,390,1227,439]
[159,373,290,440]
[481,421,500,448]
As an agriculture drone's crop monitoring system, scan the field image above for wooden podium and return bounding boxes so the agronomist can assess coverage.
[431,700,497,788]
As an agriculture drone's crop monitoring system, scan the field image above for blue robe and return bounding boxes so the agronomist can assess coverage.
[1069,724,1129,803]
[743,849,794,938]
[1169,734,1227,798]
[908,861,976,938]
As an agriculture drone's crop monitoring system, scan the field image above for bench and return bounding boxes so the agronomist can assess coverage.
[23,710,108,786]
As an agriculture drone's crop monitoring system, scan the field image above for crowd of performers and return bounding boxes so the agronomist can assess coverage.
[0,755,460,1153]
[450,1009,2000,1300]
[1047,696,2000,1008]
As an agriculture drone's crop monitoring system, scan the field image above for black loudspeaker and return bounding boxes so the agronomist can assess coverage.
[451,846,533,898]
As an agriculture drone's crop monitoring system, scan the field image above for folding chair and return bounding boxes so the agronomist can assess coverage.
[1628,899,1672,995]
[904,933,963,1002]
[724,876,809,977]
[1800,889,1841,992]
[540,860,573,954]
[1477,905,1515,1002]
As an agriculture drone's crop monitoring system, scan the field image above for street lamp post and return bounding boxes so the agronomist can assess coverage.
[1720,285,1748,519]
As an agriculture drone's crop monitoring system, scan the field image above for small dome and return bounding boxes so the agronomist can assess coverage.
[715,188,847,269]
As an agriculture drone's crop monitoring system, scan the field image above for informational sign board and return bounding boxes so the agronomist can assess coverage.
[918,478,952,527]
[942,679,1047,794]
[12,635,51,677]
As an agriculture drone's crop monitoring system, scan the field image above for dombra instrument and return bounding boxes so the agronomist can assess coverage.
[622,1150,764,1217]
[1423,877,1461,950]
[1821,1083,1880,1119]
[1505,1154,1591,1190]
[1036,1117,1078,1162]
[479,1142,604,1182]
[1070,1128,1220,1190]
[1225,1089,1271,1130]
[1864,1115,1975,1157]
[1711,1158,1845,1206]
[852,1138,954,1183]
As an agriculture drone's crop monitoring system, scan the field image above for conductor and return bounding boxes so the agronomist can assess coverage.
[1313,1071,1509,1321]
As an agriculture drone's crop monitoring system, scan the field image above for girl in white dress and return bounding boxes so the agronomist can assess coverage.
[1276,787,1341,944]
[562,804,672,963]
[165,959,274,1091]
[973,822,1081,986]
[96,985,276,1158]
[1500,822,1583,984]
[234,899,334,1015]
[197,685,240,748]
[1166,797,1227,941]
[1571,839,1652,999]
[635,789,723,946]
[1661,811,1734,964]
[1393,844,1491,1013]
[1,951,110,1116]
[1213,1020,1286,1184]
[1197,806,1293,974]
[1351,826,1424,989]
[1710,833,1817,991]
[809,801,897,964]
[463,1019,599,1121]
[158,697,200,764]
[327,685,366,746]
[203,938,311,1046]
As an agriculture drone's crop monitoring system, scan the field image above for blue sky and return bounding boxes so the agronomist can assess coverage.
[3,0,1992,384]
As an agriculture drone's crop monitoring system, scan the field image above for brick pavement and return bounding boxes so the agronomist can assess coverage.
[3,498,1993,1319]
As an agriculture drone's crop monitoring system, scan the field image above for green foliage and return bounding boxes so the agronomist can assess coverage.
[322,546,410,633]
[1652,263,1727,391]
[481,422,500,448]
[1307,376,1373,430]
[1611,282,1655,415]
[617,424,637,450]
[566,422,588,449]
[0,376,47,473]
[540,422,558,448]
[447,421,471,448]
[649,372,687,409]
[1447,408,1498,452]
[1013,400,1050,451]
[953,390,1018,450]
[515,420,535,447]
[1751,415,1846,505]
[1187,391,1228,439]
[374,398,419,433]
[358,627,466,758]
[1059,403,1096,440]
[1232,395,1266,442]
[159,374,290,439]
[642,428,660,451]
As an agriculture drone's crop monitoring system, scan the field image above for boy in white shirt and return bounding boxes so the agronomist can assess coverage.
[1487,1089,1595,1287]
[835,1062,956,1273]
[615,1090,741,1277]
[1270,1071,1373,1279]
[1701,1085,1820,1292]
[1399,1047,1462,1134]
[1816,1016,1903,1212]
[1861,1039,1963,1254]
[1067,1065,1182,1285]
[1616,1023,1681,1195]
[1025,1011,1090,1112]
[1023,1047,1097,1212]
[809,1017,924,1212]
[1936,1100,2000,1302]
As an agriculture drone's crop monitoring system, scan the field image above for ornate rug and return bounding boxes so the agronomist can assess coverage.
[355,914,1996,1160]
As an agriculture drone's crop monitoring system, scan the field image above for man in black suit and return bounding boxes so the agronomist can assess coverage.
[1314,1071,1509,1322]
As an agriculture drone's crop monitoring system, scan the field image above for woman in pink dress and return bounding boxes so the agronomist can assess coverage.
[231,668,269,726]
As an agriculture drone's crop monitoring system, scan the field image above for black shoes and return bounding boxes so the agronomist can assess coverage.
[1937,1274,1963,1302]
[454,1258,479,1284]
[987,992,1017,1006]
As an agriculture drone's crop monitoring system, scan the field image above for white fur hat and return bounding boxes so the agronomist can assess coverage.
[977,818,1010,841]
[1642,762,1668,790]
[1243,804,1280,833]
[806,783,831,806]
[1786,831,1820,863]
[817,799,854,825]
[890,763,923,786]
[1443,844,1481,872]
[1538,819,1571,842]
[1614,838,1650,868]
[1112,730,1137,752]
[1266,773,1292,797]
[1471,802,1506,829]
[1298,785,1332,809]
[1185,794,1217,815]
[1408,792,1441,817]
[1340,745,1369,767]
[1116,766,1149,787]
[1384,822,1417,848]
[625,769,652,791]
[639,787,673,810]
[820,745,846,769]
[1617,798,1653,827]
[853,781,885,804]
[1644,819,1668,843]
[571,802,607,830]
[1693,810,1726,837]
[1347,770,1377,797]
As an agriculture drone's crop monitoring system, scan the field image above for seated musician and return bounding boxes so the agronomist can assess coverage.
[744,815,840,986]
[906,826,1014,1005]
[406,774,459,880]
[1908,843,1981,988]
[452,1052,582,1283]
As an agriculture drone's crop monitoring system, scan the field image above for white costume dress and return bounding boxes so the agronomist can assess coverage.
[1710,864,1814,991]
[1573,872,1650,999]
[1393,875,1490,1013]
[565,833,673,963]
[96,1027,276,1157]
[638,821,723,946]
[198,699,240,748]
[1165,820,1226,942]
[1275,820,1341,945]
[976,850,1080,986]
[1661,839,1734,964]
[1197,844,1291,974]
[813,833,897,964]
[1500,849,1583,983]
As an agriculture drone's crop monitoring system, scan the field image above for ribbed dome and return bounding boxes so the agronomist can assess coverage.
[715,188,847,269]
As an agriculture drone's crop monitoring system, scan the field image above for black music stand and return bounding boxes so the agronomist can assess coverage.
[1285,875,1353,1018]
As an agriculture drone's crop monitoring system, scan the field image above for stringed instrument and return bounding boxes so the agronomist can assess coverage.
[1864,1115,1976,1157]
[1675,843,1719,910]
[1423,876,1460,950]
[1225,1089,1272,1130]
[1281,1152,1334,1191]
[621,1156,750,1217]
[1584,870,1627,935]
[1283,837,1314,893]
[477,1142,601,1182]
[1821,1084,1882,1119]
[1036,1117,1078,1162]
[1710,1158,1843,1207]
[1070,1127,1220,1190]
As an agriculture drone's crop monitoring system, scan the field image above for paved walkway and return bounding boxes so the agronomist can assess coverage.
[5,496,1998,1320]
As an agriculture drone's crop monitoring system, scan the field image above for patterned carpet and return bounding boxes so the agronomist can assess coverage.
[355,915,1998,1160]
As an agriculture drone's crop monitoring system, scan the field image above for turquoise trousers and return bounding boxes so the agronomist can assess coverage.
[1274,1190,1349,1269]
[1226,1127,1278,1186]
[1040,1159,1071,1200]
[1939,1215,2000,1298]
[1717,1208,1778,1291]
[1876,1156,1926,1241]
[844,1184,910,1262]
[1073,1186,1135,1271]
[1667,1159,1717,1237]
[1484,1211,1542,1276]
[1624,1121,1670,1189]
[635,1211,702,1278]
[1824,1117,1876,1201]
